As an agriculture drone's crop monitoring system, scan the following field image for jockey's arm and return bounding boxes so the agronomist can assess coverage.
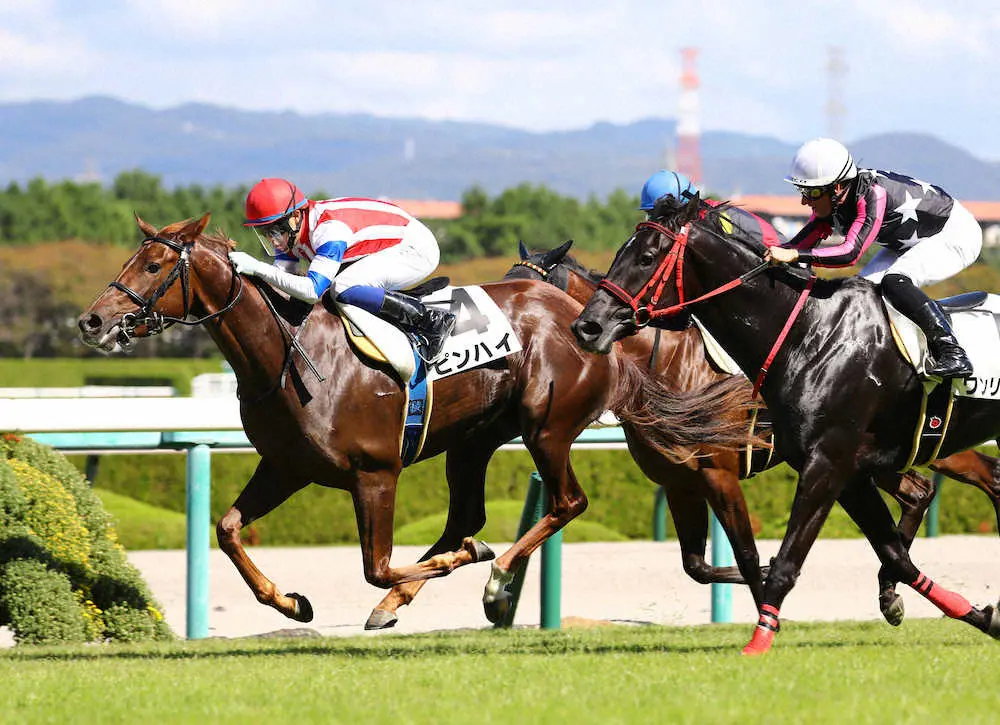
[233,241,346,304]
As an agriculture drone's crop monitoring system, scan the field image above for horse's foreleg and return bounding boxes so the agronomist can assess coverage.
[365,442,497,630]
[216,460,312,621]
[701,466,766,609]
[353,470,492,589]
[839,474,1000,640]
[743,457,844,656]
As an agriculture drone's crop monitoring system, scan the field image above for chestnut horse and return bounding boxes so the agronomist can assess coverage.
[78,214,756,629]
[512,240,1000,626]
[573,194,1000,654]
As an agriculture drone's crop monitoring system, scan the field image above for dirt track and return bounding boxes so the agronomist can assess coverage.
[2,536,997,645]
[117,536,1000,639]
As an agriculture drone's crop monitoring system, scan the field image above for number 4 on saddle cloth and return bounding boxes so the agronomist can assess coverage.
[885,290,1000,469]
[336,284,522,466]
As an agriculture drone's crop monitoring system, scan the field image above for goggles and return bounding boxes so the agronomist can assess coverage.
[251,217,294,257]
[796,185,831,201]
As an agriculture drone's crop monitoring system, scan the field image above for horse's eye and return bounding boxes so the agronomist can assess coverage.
[639,252,655,267]
[145,262,161,274]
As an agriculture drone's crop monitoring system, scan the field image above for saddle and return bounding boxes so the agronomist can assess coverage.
[335,277,449,467]
[883,290,999,471]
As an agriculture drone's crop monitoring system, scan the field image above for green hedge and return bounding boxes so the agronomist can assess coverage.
[75,447,1000,548]
[0,359,226,396]
[0,435,173,645]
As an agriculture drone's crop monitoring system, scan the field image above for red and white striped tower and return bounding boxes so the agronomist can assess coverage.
[676,47,703,184]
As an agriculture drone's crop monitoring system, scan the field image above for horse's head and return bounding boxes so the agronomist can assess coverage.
[78,214,240,353]
[572,193,704,354]
[504,239,575,290]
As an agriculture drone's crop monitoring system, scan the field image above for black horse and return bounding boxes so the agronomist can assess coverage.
[572,194,1000,655]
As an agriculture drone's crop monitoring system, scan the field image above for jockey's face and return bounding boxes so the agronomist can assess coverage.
[255,210,302,255]
[798,185,835,218]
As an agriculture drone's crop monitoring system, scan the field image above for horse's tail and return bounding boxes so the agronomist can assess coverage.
[609,355,766,463]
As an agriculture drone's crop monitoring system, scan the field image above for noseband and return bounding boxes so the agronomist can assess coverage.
[597,220,770,327]
[108,235,244,347]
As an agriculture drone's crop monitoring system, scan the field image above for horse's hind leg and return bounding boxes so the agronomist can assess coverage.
[931,448,1000,533]
[216,458,313,621]
[840,476,1000,640]
[483,434,586,624]
[366,441,498,630]
[873,469,937,626]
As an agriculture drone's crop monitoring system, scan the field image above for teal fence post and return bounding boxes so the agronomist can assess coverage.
[710,512,733,623]
[653,487,668,541]
[497,472,545,628]
[926,472,943,538]
[185,444,211,639]
[540,526,562,629]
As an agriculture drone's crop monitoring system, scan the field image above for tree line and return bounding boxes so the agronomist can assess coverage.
[0,170,645,358]
[0,170,643,261]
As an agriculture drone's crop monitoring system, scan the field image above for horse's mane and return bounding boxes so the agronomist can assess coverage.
[556,253,606,284]
[156,218,236,250]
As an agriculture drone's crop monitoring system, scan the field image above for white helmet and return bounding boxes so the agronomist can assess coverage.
[784,138,857,188]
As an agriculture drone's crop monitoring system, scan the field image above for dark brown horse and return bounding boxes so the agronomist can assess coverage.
[77,214,757,628]
[508,240,1000,625]
[573,195,1000,654]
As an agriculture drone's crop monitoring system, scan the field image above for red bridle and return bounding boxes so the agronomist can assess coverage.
[597,219,814,398]
[598,220,768,326]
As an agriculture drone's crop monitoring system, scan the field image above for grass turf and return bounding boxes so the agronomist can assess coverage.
[1,618,997,724]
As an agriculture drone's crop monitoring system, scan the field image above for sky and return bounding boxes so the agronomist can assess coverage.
[3,1,1000,158]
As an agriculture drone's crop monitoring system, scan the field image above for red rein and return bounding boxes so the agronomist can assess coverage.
[598,220,815,399]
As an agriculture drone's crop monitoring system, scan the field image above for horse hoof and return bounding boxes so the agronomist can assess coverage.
[880,594,905,627]
[472,540,495,563]
[985,604,1000,640]
[484,591,512,625]
[288,592,314,623]
[365,609,398,630]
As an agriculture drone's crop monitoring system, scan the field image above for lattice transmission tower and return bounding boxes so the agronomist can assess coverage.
[675,47,703,185]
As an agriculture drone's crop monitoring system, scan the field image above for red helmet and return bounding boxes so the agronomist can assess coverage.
[244,178,308,226]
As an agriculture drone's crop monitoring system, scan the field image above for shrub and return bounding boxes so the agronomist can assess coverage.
[0,559,89,645]
[0,435,174,645]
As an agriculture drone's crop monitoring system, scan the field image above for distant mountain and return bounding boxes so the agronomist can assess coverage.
[2,96,999,200]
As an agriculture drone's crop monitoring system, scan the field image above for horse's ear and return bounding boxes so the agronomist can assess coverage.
[135,213,157,239]
[181,213,212,241]
[550,239,573,261]
[518,240,530,260]
[682,192,702,224]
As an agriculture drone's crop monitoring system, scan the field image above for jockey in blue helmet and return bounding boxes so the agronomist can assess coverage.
[639,170,695,211]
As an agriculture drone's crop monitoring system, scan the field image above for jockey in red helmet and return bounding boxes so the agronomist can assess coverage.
[231,178,456,362]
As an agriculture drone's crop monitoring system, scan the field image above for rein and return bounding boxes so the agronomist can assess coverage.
[598,221,770,326]
[598,217,816,398]
[110,235,244,347]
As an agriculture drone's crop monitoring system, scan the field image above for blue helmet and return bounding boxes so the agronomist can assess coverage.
[639,170,695,211]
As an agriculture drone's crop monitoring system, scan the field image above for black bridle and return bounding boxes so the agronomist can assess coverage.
[108,235,244,348]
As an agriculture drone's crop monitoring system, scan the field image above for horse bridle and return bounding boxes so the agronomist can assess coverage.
[598,220,770,328]
[108,235,244,347]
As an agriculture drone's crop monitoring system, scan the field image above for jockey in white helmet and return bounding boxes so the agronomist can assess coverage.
[766,138,980,379]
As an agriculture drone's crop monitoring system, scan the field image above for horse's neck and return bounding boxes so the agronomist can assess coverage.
[692,270,818,382]
[565,271,598,306]
[192,256,300,396]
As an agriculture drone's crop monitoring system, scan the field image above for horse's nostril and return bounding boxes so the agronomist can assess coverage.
[79,313,102,333]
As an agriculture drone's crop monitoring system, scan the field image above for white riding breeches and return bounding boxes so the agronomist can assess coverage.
[332,218,441,295]
[860,201,982,287]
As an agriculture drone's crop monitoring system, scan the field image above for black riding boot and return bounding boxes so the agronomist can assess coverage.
[881,273,973,378]
[379,290,456,362]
